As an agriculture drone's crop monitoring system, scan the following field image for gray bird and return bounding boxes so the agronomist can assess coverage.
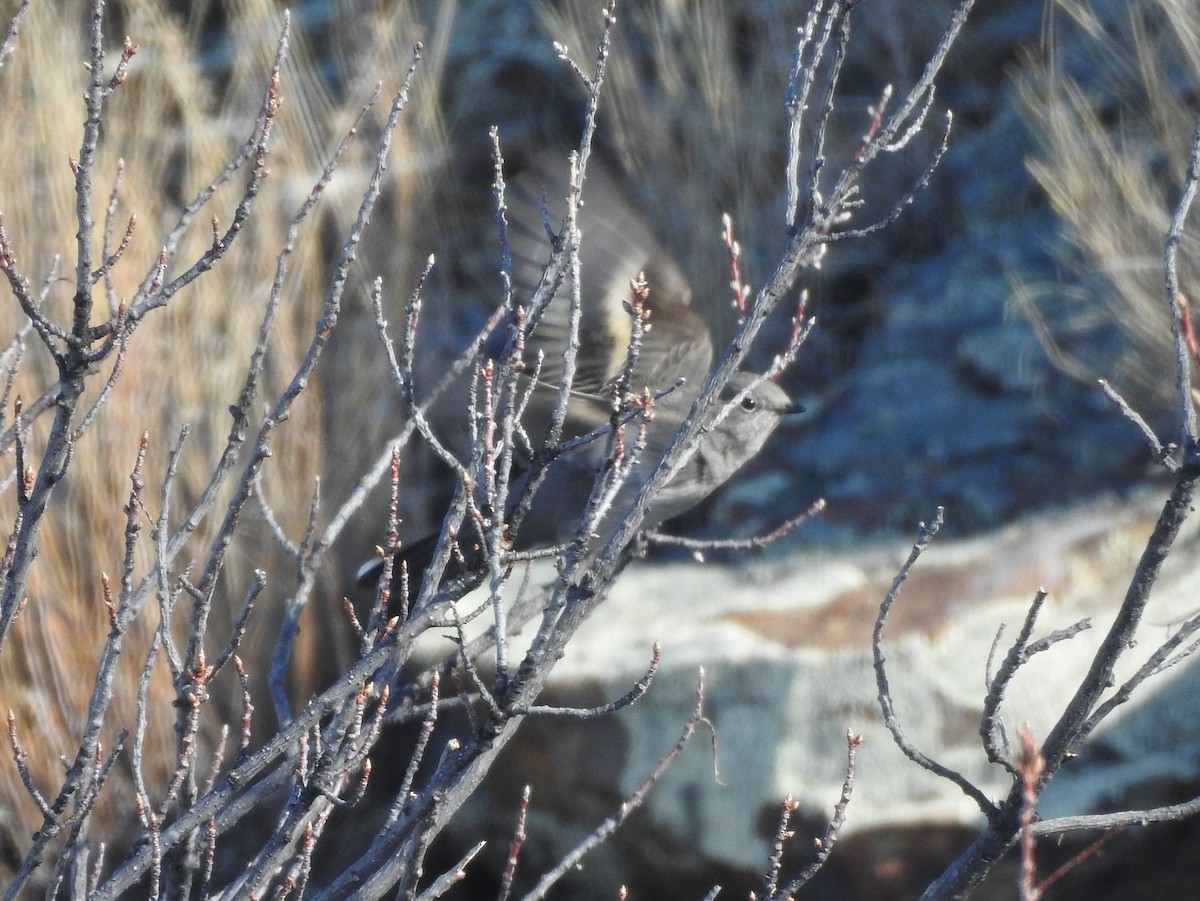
[360,156,798,596]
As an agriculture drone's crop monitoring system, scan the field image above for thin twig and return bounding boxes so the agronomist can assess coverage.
[645,498,826,554]
[1098,379,1176,470]
[980,590,1048,774]
[0,0,33,73]
[773,730,861,899]
[1164,114,1200,447]
[521,670,714,901]
[873,508,997,816]
[522,643,660,717]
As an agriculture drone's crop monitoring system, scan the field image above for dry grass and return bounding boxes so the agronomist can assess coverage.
[1018,0,1200,417]
[0,0,445,873]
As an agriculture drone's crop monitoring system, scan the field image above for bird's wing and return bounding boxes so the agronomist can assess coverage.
[504,154,713,442]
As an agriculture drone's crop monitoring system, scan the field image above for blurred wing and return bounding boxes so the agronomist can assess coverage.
[505,155,713,438]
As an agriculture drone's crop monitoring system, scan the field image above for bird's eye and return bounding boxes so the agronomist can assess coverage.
[740,395,757,412]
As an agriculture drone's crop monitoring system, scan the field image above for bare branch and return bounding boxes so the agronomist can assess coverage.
[1098,379,1177,470]
[874,508,997,816]
[1164,114,1200,447]
[521,670,714,901]
[771,730,861,899]
[522,643,661,717]
[0,0,32,74]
